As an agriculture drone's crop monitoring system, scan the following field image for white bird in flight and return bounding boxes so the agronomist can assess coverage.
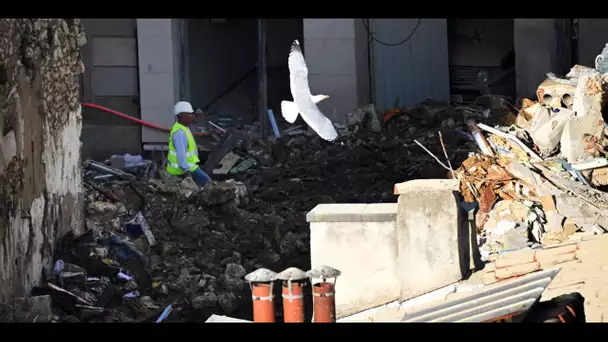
[281,40,339,142]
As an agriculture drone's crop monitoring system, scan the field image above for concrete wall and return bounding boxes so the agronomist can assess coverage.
[137,19,182,143]
[0,19,85,302]
[394,179,470,301]
[448,19,514,67]
[80,19,141,160]
[186,19,257,123]
[514,19,571,99]
[371,19,450,111]
[303,19,370,124]
[307,179,479,318]
[186,19,302,126]
[578,19,608,68]
[308,203,400,318]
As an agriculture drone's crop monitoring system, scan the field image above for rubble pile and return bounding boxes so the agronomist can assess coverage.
[9,98,511,323]
[12,62,608,322]
[454,64,608,260]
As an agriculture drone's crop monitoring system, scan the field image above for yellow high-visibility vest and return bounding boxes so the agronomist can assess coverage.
[167,122,200,175]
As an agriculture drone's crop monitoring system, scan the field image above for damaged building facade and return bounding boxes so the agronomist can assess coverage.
[80,18,608,161]
[0,19,86,303]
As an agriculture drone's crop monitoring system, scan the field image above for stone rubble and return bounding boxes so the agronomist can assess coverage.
[455,63,608,261]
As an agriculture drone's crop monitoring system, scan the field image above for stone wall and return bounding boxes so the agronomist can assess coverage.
[0,19,86,301]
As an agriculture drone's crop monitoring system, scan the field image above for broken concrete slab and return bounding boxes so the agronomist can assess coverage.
[560,114,603,163]
[528,107,573,154]
[554,195,608,229]
[14,295,52,322]
[308,203,400,318]
[572,73,605,118]
[201,128,251,175]
[394,179,467,301]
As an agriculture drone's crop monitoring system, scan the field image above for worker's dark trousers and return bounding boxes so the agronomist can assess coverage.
[191,167,212,186]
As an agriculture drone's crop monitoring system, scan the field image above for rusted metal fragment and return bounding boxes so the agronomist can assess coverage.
[475,185,497,230]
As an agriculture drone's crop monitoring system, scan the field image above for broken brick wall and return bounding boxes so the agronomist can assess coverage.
[0,19,86,302]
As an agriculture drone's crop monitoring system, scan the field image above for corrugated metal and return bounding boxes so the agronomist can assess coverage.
[371,19,450,112]
[402,268,560,323]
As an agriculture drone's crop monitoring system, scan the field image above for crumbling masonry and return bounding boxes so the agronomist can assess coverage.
[0,19,86,301]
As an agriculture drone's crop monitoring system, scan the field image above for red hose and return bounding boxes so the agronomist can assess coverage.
[81,102,224,136]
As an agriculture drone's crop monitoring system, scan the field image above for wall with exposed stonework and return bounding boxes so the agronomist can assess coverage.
[0,19,86,302]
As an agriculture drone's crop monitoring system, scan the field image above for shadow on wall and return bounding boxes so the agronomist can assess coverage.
[187,19,303,124]
[80,104,143,161]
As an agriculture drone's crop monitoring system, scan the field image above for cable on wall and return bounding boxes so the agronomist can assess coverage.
[361,19,422,47]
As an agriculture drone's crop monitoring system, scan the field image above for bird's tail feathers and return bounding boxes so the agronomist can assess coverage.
[280,100,300,124]
[290,40,302,54]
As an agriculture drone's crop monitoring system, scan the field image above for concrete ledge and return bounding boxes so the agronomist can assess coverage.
[394,179,459,194]
[306,203,398,222]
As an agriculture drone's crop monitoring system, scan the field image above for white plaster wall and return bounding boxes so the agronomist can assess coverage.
[137,19,181,143]
[310,220,400,318]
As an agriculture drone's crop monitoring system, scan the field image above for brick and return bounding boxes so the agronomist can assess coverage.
[495,250,536,268]
[483,271,498,285]
[535,244,577,259]
[540,195,557,212]
[537,252,577,268]
[495,262,540,279]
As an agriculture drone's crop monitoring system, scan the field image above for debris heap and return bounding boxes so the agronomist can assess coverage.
[452,64,608,260]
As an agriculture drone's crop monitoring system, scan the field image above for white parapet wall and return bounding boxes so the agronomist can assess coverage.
[307,203,400,318]
[394,179,469,301]
[307,179,478,320]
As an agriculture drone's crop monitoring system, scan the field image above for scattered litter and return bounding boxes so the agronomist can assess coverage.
[123,291,139,298]
[156,304,173,323]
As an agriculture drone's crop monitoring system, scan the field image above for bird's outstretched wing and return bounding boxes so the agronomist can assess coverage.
[288,40,310,100]
[287,40,338,142]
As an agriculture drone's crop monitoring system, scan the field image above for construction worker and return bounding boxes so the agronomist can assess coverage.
[167,101,212,186]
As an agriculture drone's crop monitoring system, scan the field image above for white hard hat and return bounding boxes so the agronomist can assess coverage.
[174,101,194,116]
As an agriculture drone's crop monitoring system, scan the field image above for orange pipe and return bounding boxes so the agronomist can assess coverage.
[81,102,225,136]
[251,283,275,322]
[312,282,335,323]
[282,281,305,323]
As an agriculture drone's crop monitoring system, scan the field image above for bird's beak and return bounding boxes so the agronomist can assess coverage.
[324,95,330,99]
